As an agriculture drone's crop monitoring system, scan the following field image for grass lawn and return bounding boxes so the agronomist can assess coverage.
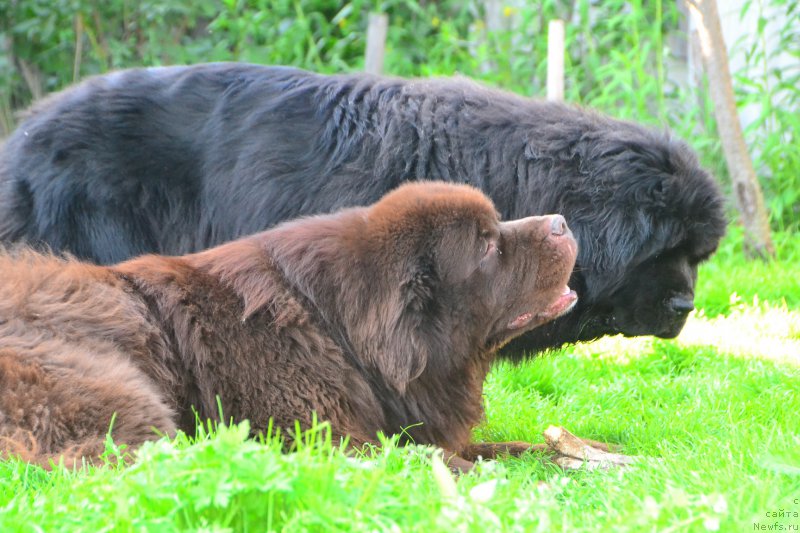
[1,229,798,532]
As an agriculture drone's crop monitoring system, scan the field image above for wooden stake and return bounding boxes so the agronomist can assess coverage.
[547,19,565,101]
[365,13,388,75]
[686,0,774,258]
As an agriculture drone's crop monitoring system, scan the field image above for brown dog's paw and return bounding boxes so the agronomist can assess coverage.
[460,441,539,462]
[462,428,641,471]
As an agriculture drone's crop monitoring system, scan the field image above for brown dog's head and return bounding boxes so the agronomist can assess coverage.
[254,181,577,394]
[349,182,578,391]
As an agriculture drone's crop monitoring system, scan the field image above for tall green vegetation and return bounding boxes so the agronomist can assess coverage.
[733,0,800,230]
[1,0,797,229]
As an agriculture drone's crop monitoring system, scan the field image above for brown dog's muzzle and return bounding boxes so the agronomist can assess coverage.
[501,214,577,256]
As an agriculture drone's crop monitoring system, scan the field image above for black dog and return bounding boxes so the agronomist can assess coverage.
[0,63,726,355]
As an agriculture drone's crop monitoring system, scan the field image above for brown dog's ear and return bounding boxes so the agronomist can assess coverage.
[381,319,430,394]
[375,260,438,393]
[402,259,437,312]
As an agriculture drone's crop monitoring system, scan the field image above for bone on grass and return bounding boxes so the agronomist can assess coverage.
[544,425,640,469]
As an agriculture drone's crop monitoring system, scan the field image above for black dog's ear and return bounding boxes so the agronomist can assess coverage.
[632,173,671,208]
[611,139,674,208]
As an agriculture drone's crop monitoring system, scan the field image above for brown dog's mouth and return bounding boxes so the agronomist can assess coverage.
[507,286,578,330]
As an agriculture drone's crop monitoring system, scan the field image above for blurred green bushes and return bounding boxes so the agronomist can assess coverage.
[1,0,797,229]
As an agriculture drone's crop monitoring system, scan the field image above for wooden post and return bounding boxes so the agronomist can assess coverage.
[365,13,388,75]
[687,0,774,258]
[547,19,565,101]
[73,14,84,83]
[485,0,503,32]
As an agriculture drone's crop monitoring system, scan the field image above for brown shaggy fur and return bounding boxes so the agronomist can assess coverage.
[0,182,577,469]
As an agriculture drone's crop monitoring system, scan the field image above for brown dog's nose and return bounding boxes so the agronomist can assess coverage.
[550,215,568,236]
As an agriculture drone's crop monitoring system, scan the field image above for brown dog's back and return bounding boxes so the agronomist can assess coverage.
[0,246,383,466]
[0,251,176,465]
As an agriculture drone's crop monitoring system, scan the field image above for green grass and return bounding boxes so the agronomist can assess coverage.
[696,226,800,316]
[1,231,799,532]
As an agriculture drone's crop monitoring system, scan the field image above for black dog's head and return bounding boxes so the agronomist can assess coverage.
[578,135,726,340]
[504,121,726,355]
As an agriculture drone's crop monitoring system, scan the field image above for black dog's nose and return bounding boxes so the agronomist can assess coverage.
[669,296,695,315]
[550,215,568,236]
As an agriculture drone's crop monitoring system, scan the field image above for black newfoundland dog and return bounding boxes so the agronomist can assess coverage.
[0,63,726,355]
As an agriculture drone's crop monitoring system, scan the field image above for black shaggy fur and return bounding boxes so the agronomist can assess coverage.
[0,63,727,355]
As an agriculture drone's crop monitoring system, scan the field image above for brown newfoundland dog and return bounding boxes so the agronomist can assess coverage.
[0,182,577,470]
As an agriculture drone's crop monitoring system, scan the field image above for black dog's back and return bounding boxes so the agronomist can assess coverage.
[2,66,203,262]
[2,66,273,261]
[0,64,416,263]
[1,63,598,263]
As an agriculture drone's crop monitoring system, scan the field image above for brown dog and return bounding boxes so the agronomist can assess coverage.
[0,182,577,469]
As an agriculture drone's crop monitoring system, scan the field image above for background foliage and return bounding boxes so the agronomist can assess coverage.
[0,3,798,530]
[0,0,798,229]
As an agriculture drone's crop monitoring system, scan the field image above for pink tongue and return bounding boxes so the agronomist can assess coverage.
[547,288,576,314]
[508,286,574,330]
[509,312,532,329]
